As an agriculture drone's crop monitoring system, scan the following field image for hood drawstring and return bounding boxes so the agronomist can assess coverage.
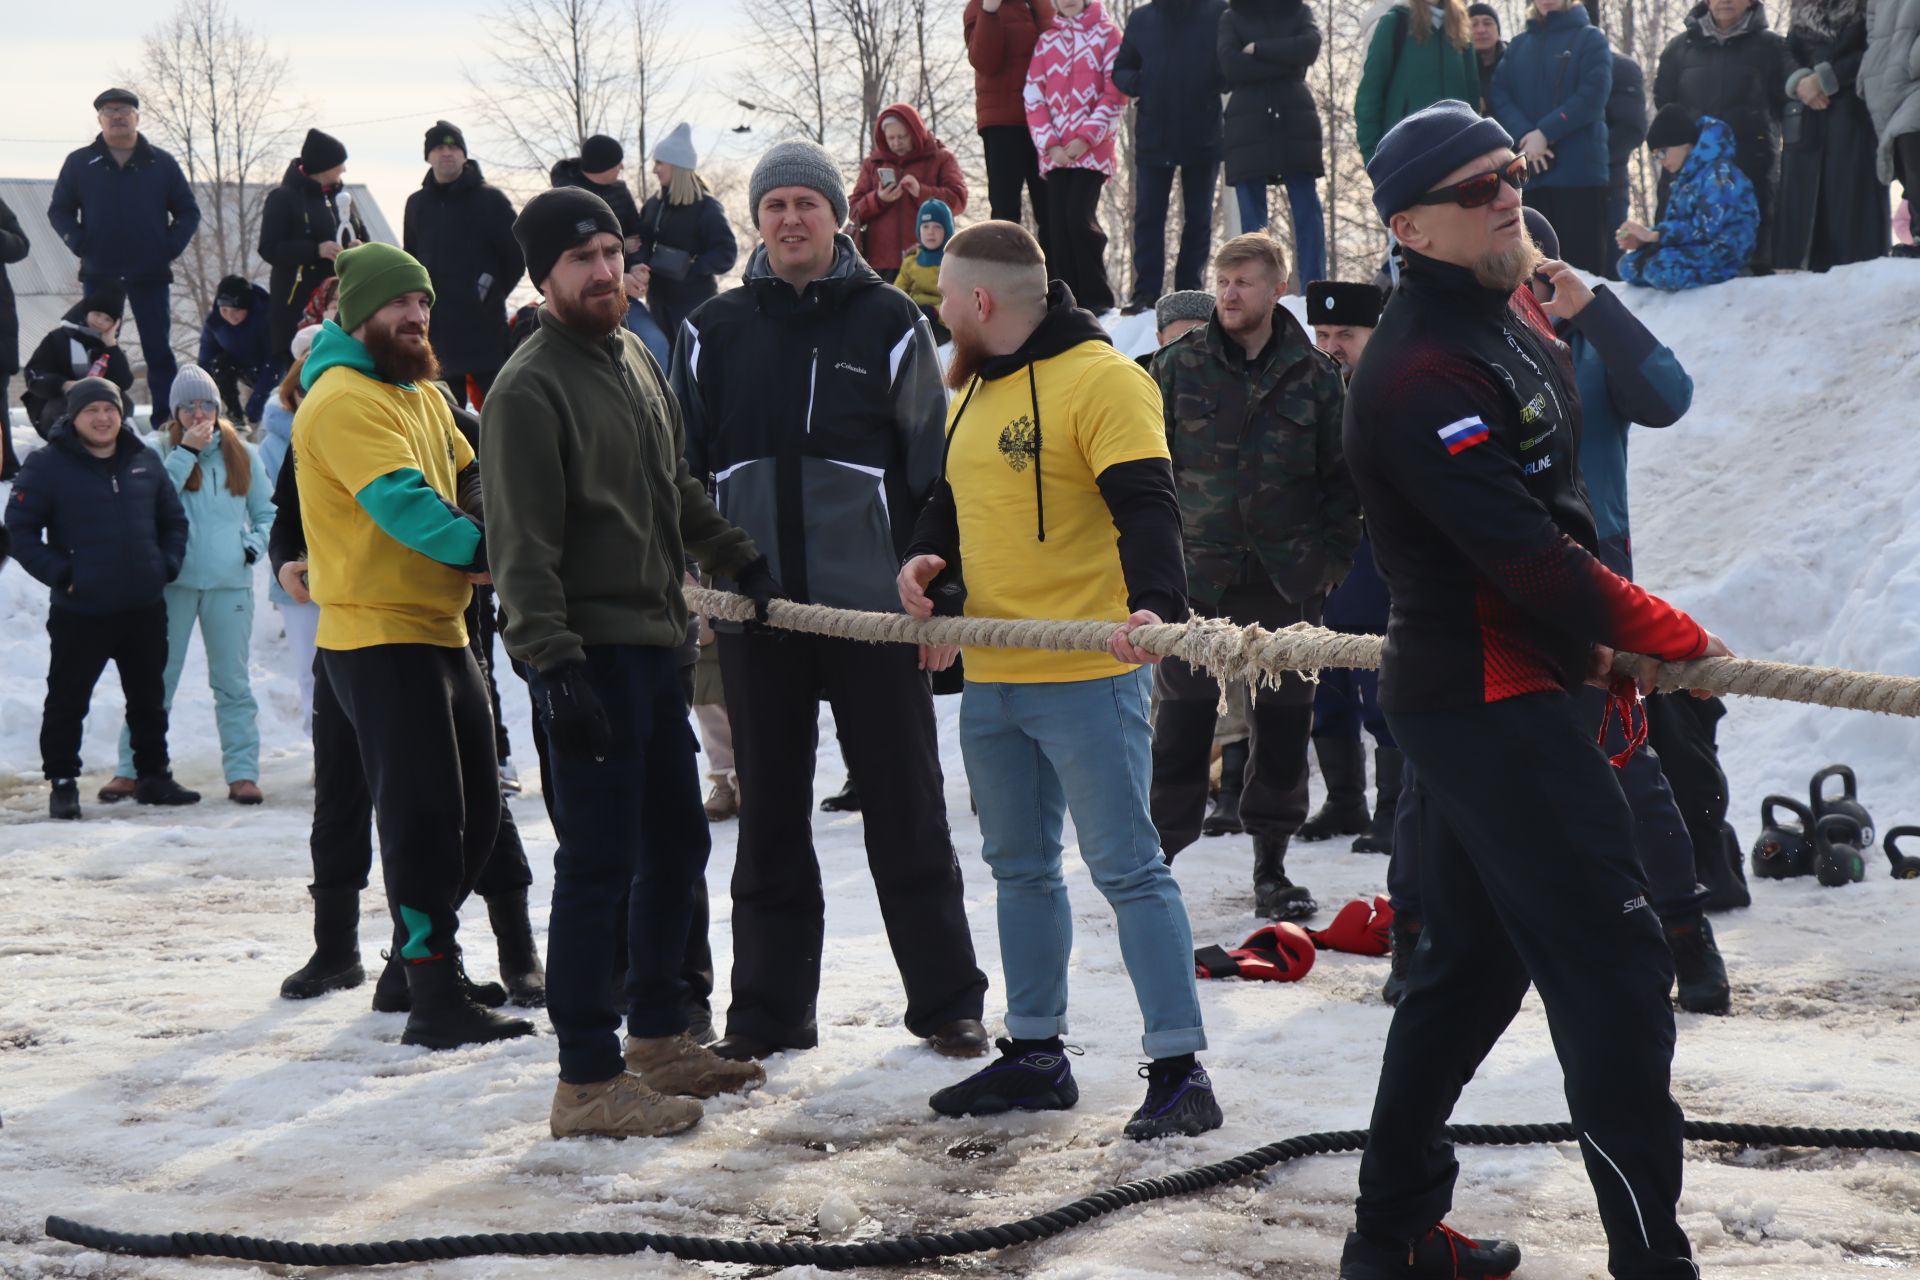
[1028,363,1045,543]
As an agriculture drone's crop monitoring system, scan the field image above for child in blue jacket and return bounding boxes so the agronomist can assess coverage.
[1617,108,1758,291]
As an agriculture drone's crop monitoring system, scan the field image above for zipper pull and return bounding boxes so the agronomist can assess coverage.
[113,474,120,494]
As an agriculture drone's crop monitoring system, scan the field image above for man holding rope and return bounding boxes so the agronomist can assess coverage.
[1338,101,1731,1278]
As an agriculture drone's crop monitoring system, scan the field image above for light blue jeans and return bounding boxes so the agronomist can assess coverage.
[117,584,259,783]
[960,668,1206,1058]
[625,299,672,369]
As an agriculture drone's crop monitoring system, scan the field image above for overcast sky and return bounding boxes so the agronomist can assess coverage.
[1,0,765,228]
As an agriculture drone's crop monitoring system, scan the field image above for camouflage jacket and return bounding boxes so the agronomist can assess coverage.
[1154,307,1360,610]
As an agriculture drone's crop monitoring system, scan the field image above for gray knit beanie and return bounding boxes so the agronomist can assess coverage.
[170,363,223,417]
[1155,290,1216,333]
[748,140,849,226]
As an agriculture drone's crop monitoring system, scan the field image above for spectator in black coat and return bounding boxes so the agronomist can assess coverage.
[403,121,524,406]
[1655,0,1795,268]
[258,129,366,362]
[0,194,28,480]
[4,378,198,820]
[1605,52,1651,277]
[196,276,280,426]
[1219,0,1328,285]
[1469,3,1507,110]
[22,283,134,436]
[1113,0,1230,313]
[636,123,740,345]
[1776,0,1889,269]
[47,88,202,413]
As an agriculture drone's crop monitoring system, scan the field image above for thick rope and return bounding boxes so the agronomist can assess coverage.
[44,1120,1920,1269]
[688,587,1920,718]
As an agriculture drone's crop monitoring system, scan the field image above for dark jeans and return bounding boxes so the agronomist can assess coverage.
[85,276,176,411]
[1043,168,1115,314]
[319,644,500,963]
[1132,159,1219,307]
[717,628,987,1047]
[1646,692,1740,891]
[1362,693,1694,1279]
[1151,585,1318,858]
[982,125,1052,265]
[41,601,169,779]
[531,645,708,1083]
[1523,186,1610,275]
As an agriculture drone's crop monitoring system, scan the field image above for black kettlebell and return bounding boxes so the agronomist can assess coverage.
[1813,814,1868,887]
[1809,764,1874,847]
[1750,795,1816,879]
[1883,826,1920,880]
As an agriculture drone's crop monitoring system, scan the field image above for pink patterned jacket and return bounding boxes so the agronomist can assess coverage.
[1023,0,1127,179]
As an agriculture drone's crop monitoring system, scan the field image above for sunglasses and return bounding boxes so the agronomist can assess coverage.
[1412,156,1530,209]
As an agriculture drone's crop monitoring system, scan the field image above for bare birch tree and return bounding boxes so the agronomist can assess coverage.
[468,0,636,177]
[740,0,833,145]
[629,0,688,168]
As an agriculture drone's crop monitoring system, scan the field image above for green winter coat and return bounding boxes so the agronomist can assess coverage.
[1152,306,1359,611]
[1355,5,1483,160]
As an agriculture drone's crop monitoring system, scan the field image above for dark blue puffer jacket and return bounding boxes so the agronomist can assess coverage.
[1619,115,1758,291]
[46,136,201,284]
[1491,5,1613,188]
[4,419,188,613]
[1111,0,1230,166]
[196,284,281,421]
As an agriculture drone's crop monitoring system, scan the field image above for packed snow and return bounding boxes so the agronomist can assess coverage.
[2,262,1918,1278]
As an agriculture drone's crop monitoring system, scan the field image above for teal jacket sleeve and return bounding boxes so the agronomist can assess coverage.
[244,448,277,562]
[354,468,483,568]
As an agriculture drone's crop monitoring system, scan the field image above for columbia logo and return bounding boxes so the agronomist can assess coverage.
[834,361,869,375]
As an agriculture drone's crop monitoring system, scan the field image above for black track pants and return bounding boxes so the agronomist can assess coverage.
[41,602,170,779]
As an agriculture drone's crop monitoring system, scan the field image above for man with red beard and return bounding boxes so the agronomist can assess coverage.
[292,242,534,1053]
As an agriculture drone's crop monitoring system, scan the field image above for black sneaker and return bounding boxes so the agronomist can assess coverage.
[135,772,201,806]
[1122,1057,1223,1140]
[1338,1222,1520,1278]
[49,778,81,821]
[929,1038,1079,1117]
[1666,912,1731,1015]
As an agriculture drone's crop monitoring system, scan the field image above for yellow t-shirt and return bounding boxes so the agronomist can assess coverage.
[946,340,1169,683]
[293,368,475,651]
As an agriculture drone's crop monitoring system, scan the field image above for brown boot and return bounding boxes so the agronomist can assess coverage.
[229,780,264,805]
[624,1031,767,1098]
[97,775,137,804]
[549,1071,703,1139]
[702,774,739,822]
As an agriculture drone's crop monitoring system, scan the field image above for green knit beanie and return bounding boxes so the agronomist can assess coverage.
[334,242,436,334]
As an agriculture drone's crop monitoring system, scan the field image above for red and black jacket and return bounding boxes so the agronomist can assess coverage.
[1342,250,1707,713]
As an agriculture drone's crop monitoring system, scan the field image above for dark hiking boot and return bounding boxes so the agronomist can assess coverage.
[97,775,136,804]
[1123,1056,1223,1140]
[1203,740,1249,837]
[1666,912,1731,1015]
[710,1034,786,1062]
[929,1038,1079,1117]
[1382,915,1422,1007]
[135,773,201,806]
[1120,300,1153,317]
[399,954,537,1050]
[819,779,861,813]
[486,889,547,1008]
[1253,835,1317,920]
[1300,737,1370,840]
[1352,747,1404,855]
[49,779,81,821]
[372,951,508,1013]
[280,890,365,999]
[1699,820,1752,913]
[1339,1222,1521,1278]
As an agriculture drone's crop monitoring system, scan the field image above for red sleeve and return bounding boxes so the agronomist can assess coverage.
[965,3,1004,72]
[848,160,881,223]
[926,150,969,214]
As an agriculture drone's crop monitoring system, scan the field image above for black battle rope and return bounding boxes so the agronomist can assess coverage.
[44,1120,1920,1270]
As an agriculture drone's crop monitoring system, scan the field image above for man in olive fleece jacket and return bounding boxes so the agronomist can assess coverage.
[482,186,778,1137]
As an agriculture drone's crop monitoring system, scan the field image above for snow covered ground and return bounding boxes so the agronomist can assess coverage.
[3,262,1919,1278]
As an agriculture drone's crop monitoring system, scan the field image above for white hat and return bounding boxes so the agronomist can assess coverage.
[291,324,322,363]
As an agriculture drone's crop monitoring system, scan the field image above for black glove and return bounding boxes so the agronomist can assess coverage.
[537,662,612,761]
[733,556,785,624]
[244,545,258,565]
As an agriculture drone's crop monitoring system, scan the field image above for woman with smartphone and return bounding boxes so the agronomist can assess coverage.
[847,103,969,275]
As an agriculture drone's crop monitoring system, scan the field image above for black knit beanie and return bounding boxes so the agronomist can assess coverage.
[301,128,348,173]
[514,187,625,289]
[1647,104,1703,150]
[424,120,467,160]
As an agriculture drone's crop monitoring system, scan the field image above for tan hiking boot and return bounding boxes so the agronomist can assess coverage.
[703,774,739,821]
[549,1071,703,1139]
[97,775,137,804]
[625,1031,767,1098]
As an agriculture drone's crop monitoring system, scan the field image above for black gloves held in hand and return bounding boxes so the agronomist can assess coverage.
[538,662,612,761]
[733,556,785,624]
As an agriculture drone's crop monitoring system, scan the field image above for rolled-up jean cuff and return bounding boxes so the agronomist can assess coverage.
[1006,1013,1071,1041]
[1143,1025,1208,1058]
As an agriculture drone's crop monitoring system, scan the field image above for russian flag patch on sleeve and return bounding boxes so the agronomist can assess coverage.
[1436,417,1491,455]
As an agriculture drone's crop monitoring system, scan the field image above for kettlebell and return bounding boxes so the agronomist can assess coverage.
[1883,826,1920,880]
[1813,813,1868,887]
[1750,795,1816,879]
[1809,764,1875,847]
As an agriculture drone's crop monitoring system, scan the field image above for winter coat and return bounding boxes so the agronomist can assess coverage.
[1478,41,1507,111]
[1219,0,1327,185]
[549,158,647,267]
[1608,54,1650,170]
[1655,2,1795,200]
[0,195,27,376]
[259,159,369,358]
[1775,8,1890,268]
[848,104,969,274]
[1154,306,1358,609]
[46,135,201,285]
[967,0,1058,130]
[1026,1,1130,178]
[1862,0,1920,182]
[1491,4,1613,189]
[22,302,135,432]
[260,398,301,607]
[633,190,738,339]
[894,254,944,308]
[4,417,188,614]
[670,234,947,615]
[147,429,276,591]
[196,283,279,422]
[1621,115,1759,289]
[403,159,524,376]
[1113,0,1230,167]
[1355,5,1482,161]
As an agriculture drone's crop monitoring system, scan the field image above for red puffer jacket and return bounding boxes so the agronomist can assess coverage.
[847,103,969,273]
[966,0,1056,129]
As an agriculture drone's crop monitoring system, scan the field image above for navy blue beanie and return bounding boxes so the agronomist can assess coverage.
[1366,100,1514,225]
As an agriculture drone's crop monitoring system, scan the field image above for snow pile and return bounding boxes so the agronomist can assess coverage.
[1,263,1919,1279]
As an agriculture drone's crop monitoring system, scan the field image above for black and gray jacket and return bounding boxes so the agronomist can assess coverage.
[670,234,945,614]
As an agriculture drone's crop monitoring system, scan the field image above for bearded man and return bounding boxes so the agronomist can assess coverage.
[292,242,533,1053]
